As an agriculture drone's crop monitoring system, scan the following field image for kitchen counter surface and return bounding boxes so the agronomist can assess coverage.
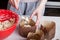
[5,16,60,40]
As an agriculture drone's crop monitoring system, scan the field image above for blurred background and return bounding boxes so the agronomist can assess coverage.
[0,0,60,16]
[0,0,8,9]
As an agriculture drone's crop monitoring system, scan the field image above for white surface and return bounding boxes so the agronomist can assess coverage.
[4,16,60,40]
[46,1,60,8]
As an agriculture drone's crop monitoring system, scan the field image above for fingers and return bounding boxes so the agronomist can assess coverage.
[9,0,19,10]
[30,11,40,27]
[35,13,40,26]
[9,0,15,7]
[35,18,40,26]
[30,11,39,26]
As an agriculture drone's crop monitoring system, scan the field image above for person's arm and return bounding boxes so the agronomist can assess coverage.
[30,0,47,26]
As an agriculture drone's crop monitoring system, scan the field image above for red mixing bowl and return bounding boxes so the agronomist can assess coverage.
[0,9,19,39]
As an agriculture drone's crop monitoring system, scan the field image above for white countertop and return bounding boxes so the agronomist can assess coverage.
[4,16,60,40]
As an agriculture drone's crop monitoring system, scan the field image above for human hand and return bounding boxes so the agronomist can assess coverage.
[30,0,47,26]
[9,0,20,10]
[30,6,44,26]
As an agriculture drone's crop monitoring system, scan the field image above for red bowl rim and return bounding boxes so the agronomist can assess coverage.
[0,9,19,31]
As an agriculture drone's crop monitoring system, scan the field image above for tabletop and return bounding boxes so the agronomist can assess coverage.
[5,16,60,40]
